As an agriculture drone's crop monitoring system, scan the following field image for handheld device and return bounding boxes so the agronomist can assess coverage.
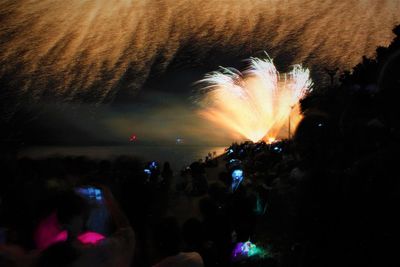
[272,145,283,153]
[76,187,103,203]
[231,169,244,192]
[75,186,109,235]
[149,161,158,170]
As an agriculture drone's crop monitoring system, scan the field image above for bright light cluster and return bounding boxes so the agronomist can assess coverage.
[197,53,312,142]
[232,241,270,261]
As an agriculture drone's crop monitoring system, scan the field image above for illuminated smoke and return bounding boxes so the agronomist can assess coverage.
[0,0,399,106]
[197,54,312,142]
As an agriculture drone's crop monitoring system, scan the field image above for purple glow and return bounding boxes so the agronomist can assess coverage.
[34,212,68,250]
[232,242,246,257]
[231,241,268,261]
[77,231,105,245]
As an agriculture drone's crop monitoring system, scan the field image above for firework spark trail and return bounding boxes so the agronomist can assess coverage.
[0,0,399,108]
[197,55,312,142]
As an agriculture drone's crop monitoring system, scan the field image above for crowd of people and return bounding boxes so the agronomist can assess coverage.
[0,143,281,267]
[1,25,400,266]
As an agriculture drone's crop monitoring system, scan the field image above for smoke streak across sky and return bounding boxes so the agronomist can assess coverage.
[1,0,399,105]
[1,0,400,146]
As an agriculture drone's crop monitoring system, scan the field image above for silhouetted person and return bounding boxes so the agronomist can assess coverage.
[153,217,203,267]
[199,197,232,266]
[190,162,207,196]
[36,187,135,267]
[182,218,217,267]
[324,67,339,86]
[161,162,173,188]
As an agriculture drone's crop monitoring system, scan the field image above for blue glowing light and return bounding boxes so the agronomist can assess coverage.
[230,159,241,164]
[273,146,282,153]
[76,187,104,204]
[94,189,102,201]
[232,169,243,179]
[150,161,157,169]
[232,169,244,192]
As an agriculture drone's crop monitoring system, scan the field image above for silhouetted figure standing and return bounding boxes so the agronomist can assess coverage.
[153,217,204,267]
[324,67,339,86]
[161,162,173,189]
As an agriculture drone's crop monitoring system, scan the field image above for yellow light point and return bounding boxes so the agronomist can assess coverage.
[197,54,312,142]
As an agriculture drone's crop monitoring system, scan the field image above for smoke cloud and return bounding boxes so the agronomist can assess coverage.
[1,1,399,145]
[1,0,399,105]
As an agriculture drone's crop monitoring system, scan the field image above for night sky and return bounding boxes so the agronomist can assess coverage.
[1,0,399,145]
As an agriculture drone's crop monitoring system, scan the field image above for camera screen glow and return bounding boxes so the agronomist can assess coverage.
[232,169,244,192]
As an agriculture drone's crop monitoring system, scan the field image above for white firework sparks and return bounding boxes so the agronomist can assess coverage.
[197,54,313,142]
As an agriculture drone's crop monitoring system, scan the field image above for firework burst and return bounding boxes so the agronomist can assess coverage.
[196,54,312,142]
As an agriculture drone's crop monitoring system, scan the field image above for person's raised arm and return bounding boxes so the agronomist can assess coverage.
[100,185,131,229]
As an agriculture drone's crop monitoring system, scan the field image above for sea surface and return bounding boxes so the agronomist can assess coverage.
[18,145,226,170]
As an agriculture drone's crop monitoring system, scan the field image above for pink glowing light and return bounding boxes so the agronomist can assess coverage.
[34,212,68,250]
[77,231,105,245]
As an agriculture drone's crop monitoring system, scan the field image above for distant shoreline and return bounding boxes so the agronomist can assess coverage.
[17,145,228,170]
